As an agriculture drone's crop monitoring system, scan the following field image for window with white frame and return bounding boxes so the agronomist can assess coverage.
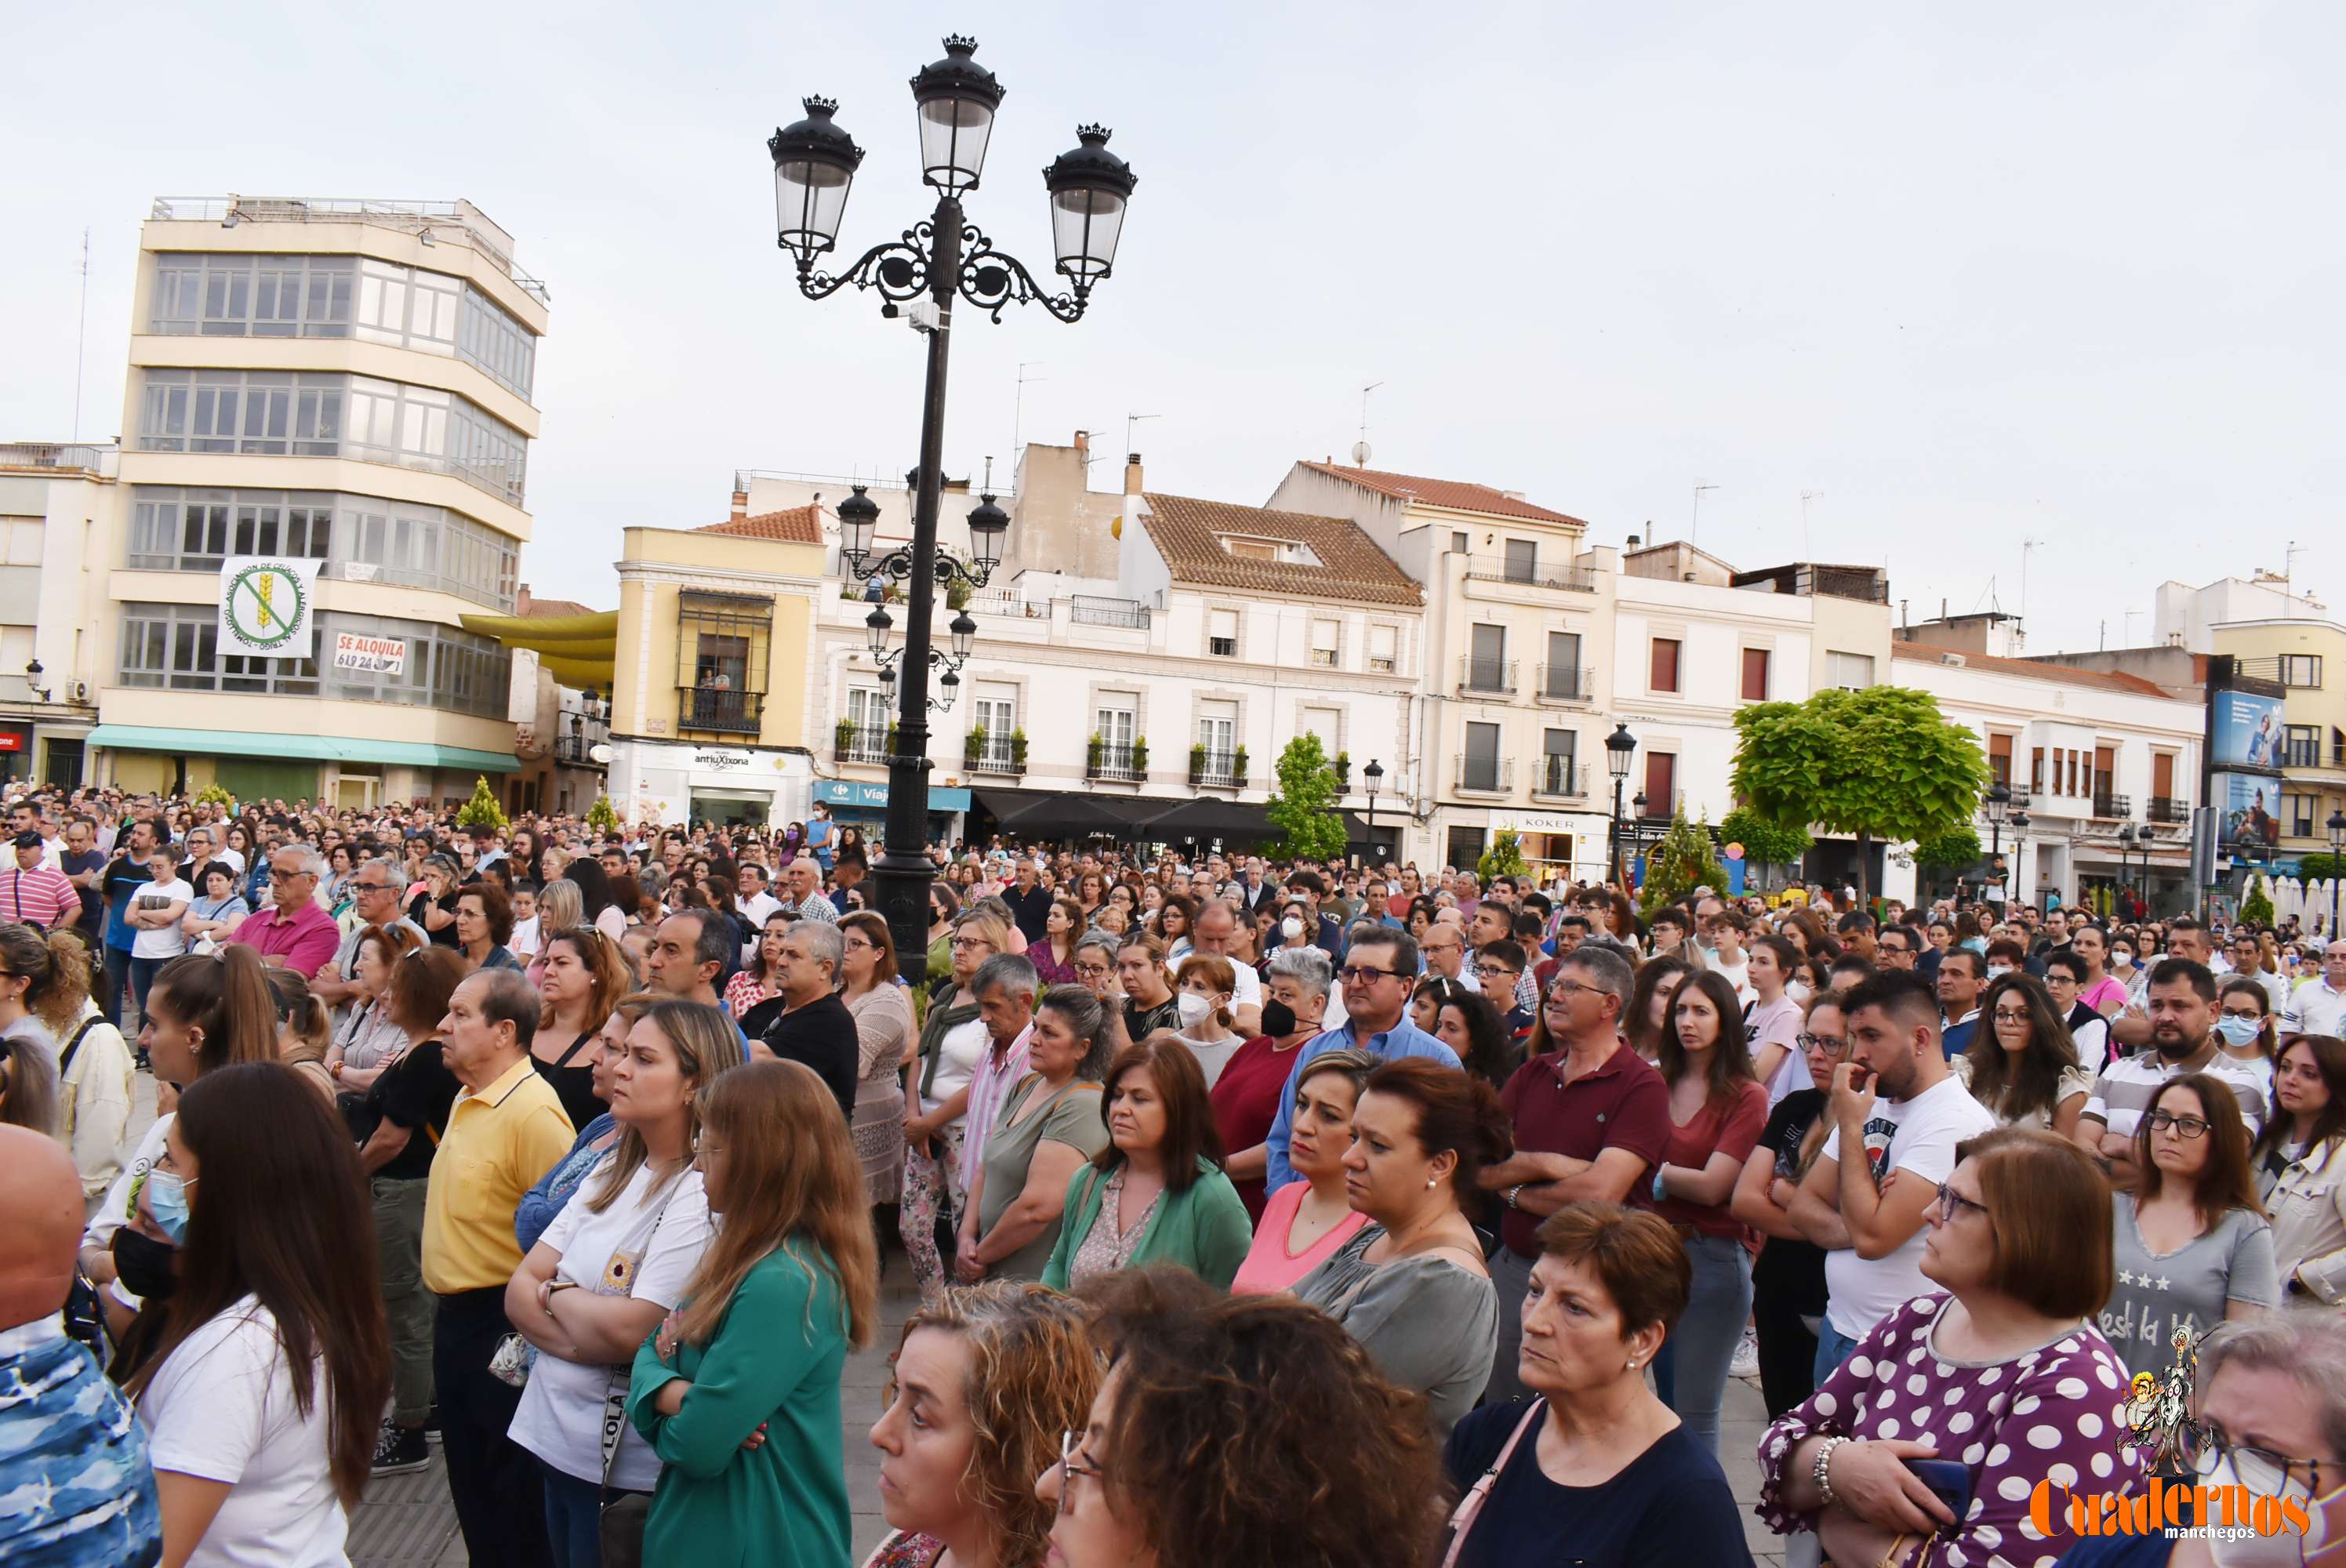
[971,689,1017,766]
[1095,698,1138,774]
[1208,608,1238,658]
[1302,706,1341,760]
[1825,650,1876,690]
[1309,619,1339,667]
[1197,701,1237,768]
[844,688,889,760]
[1368,622,1397,674]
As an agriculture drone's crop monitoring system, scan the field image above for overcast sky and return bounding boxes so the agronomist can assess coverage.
[9,2,2340,653]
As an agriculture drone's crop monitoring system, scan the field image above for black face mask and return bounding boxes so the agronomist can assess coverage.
[112,1227,180,1302]
[1259,999,1298,1039]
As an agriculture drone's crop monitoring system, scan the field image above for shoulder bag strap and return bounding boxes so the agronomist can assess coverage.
[1439,1398,1545,1568]
[56,1015,100,1078]
[600,1172,688,1487]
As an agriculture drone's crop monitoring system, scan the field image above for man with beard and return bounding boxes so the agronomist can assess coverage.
[2075,957,2270,1191]
[1787,970,1996,1377]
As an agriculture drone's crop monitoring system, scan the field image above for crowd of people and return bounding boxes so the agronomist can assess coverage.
[5,779,2346,1567]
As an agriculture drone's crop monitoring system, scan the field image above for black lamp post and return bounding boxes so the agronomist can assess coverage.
[2328,809,2346,937]
[2115,822,2139,912]
[1605,724,1636,887]
[1984,780,2010,858]
[1363,759,1385,862]
[772,35,1135,973]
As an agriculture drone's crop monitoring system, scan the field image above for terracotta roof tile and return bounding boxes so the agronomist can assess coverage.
[697,503,824,544]
[1890,642,2175,698]
[1140,493,1422,608]
[1298,461,1590,527]
[520,595,594,619]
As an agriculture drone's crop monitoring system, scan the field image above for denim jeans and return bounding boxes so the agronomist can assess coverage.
[127,956,172,1029]
[1813,1318,1864,1387]
[539,1463,602,1568]
[1667,1232,1754,1455]
[101,945,134,1029]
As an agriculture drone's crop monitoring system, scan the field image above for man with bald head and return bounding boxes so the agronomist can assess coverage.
[0,1125,162,1564]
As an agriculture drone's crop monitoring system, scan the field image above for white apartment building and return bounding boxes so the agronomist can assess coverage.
[1893,632,2203,912]
[78,196,547,807]
[1610,541,1896,889]
[0,442,118,786]
[1268,460,1617,877]
[804,453,1423,855]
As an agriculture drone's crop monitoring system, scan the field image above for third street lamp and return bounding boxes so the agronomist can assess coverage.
[1606,723,1636,886]
[770,34,1137,978]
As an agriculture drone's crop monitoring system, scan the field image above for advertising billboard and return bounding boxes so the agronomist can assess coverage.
[2211,689,2284,770]
[2213,771,2281,853]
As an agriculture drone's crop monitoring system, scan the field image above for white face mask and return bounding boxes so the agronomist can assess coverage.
[1175,992,1214,1028]
[1987,964,2013,979]
[2203,1451,2333,1565]
[1281,916,1305,941]
[1787,978,1814,1005]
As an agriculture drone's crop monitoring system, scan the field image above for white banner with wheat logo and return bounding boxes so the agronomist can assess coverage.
[217,556,321,659]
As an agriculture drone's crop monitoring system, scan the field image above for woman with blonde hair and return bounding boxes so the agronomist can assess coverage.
[509,999,744,1566]
[629,1059,881,1565]
[840,909,915,1208]
[265,966,337,1105]
[525,878,585,988]
[864,1283,1100,1568]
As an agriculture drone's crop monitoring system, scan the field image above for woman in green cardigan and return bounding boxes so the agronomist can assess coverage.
[630,1058,881,1567]
[1044,1036,1254,1291]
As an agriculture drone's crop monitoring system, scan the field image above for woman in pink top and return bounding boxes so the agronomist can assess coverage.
[2069,924,2130,1016]
[1230,1050,1374,1295]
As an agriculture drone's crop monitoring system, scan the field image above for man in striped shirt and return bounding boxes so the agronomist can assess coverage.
[0,831,81,929]
[2075,957,2268,1192]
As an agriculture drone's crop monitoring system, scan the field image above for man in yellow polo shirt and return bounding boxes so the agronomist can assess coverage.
[423,967,573,1568]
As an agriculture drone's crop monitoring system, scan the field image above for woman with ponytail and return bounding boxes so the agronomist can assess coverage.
[1290,1057,1509,1439]
[128,1062,391,1566]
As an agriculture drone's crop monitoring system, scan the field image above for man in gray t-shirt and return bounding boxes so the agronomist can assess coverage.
[2099,1193,2279,1385]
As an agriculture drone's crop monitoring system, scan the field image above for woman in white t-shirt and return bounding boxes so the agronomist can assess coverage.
[129,1060,390,1567]
[126,840,193,1017]
[1743,935,1810,1106]
[505,998,747,1568]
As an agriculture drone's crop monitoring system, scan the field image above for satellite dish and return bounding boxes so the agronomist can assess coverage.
[589,743,613,764]
[1351,441,1372,468]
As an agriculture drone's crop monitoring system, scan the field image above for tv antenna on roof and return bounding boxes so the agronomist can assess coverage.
[1799,490,1824,557]
[1126,412,1159,459]
[1691,481,1720,547]
[1354,380,1384,467]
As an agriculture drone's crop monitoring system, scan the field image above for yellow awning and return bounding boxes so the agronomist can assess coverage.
[461,610,618,690]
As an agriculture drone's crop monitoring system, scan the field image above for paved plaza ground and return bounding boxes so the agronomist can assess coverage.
[122,1076,1788,1567]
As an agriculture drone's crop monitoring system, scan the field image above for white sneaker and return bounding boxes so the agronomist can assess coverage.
[1730,1325,1760,1380]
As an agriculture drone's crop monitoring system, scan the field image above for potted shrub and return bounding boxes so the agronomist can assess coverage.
[965,725,988,767]
[835,717,856,754]
[1189,742,1208,782]
[1332,750,1351,787]
[1087,731,1103,775]
[1232,743,1250,781]
[1009,728,1028,770]
[1131,736,1149,775]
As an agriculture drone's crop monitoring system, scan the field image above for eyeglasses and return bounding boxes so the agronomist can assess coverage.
[1934,1182,1992,1223]
[1075,963,1113,978]
[1545,980,1605,1004]
[1052,1430,1106,1514]
[2147,1110,2213,1138]
[949,937,993,951]
[1338,964,1402,984]
[1990,1009,2032,1025]
[1473,964,1520,980]
[2182,1423,2332,1501]
[1796,1031,1849,1056]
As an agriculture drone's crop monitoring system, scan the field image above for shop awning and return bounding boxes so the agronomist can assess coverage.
[993,793,1142,837]
[459,608,619,691]
[1133,797,1276,842]
[86,724,521,774]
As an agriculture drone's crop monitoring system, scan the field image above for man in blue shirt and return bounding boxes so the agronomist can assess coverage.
[1263,926,1460,1190]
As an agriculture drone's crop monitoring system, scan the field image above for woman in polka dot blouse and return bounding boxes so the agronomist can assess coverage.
[1757,1128,2145,1567]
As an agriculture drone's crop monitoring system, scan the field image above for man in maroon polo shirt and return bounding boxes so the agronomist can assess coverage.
[223,844,341,975]
[1477,943,1670,1403]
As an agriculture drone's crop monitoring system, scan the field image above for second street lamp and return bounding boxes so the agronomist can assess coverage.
[1364,758,1385,862]
[2328,808,2346,937]
[1605,723,1636,887]
[772,34,1135,977]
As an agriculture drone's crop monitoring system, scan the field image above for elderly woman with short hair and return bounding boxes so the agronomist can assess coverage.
[1211,944,1334,1222]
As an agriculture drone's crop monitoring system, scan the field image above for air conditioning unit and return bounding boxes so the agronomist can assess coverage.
[69,681,89,702]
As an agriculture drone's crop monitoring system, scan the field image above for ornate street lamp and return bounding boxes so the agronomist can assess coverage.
[1984,780,2011,858]
[773,36,1135,971]
[2328,808,2346,937]
[1364,758,1385,862]
[1605,724,1636,886]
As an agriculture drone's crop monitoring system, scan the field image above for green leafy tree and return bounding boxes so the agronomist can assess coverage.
[2242,873,2275,927]
[1265,734,1346,862]
[1639,807,1729,916]
[585,793,621,836]
[1478,828,1529,883]
[194,782,234,810]
[1716,808,1812,870]
[1912,825,1984,869]
[1730,685,1989,907]
[454,775,510,833]
[2297,852,2346,882]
